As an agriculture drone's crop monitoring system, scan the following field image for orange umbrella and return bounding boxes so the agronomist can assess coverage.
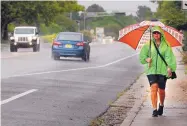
[118,20,183,51]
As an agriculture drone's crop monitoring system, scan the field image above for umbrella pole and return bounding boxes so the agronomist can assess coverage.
[148,26,152,68]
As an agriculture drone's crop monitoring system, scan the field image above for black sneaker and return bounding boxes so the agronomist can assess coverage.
[158,104,164,116]
[152,109,158,117]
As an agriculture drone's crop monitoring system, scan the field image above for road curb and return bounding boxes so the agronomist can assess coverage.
[120,94,147,126]
[1,43,9,51]
[119,74,149,126]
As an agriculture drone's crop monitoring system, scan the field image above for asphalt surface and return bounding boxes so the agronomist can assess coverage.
[1,41,144,126]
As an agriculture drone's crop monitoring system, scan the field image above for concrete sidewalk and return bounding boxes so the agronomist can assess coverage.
[1,41,9,52]
[120,48,187,126]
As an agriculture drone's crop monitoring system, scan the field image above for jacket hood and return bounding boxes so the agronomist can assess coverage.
[152,26,165,36]
[151,26,170,46]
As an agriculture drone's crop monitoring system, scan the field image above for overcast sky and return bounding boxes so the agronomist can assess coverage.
[77,0,158,15]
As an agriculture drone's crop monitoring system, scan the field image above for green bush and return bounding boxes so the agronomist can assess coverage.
[182,46,187,51]
[40,23,62,35]
[8,23,15,32]
[182,52,187,74]
[104,24,121,40]
[182,52,187,64]
[182,31,187,51]
[81,30,93,42]
[41,34,57,43]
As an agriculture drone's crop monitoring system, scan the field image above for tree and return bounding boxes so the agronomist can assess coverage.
[72,12,81,20]
[155,1,187,30]
[105,24,121,40]
[81,30,93,42]
[1,1,84,40]
[86,14,137,40]
[21,1,61,30]
[86,4,105,12]
[1,1,61,39]
[136,6,153,22]
[57,1,84,12]
[79,4,106,30]
[55,14,78,32]
[1,1,23,40]
[154,1,187,51]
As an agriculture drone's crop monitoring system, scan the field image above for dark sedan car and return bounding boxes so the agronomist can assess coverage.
[51,32,91,61]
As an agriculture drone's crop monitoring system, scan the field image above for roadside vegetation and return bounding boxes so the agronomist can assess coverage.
[2,1,186,44]
[2,1,187,71]
[2,1,84,40]
[2,1,157,43]
[153,1,187,73]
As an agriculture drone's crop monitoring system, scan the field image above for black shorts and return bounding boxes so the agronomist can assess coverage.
[147,74,167,89]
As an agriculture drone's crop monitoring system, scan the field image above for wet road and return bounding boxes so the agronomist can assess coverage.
[1,41,144,126]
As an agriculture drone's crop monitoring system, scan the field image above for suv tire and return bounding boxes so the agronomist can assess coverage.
[10,44,17,52]
[53,55,60,60]
[33,44,39,52]
[82,52,89,62]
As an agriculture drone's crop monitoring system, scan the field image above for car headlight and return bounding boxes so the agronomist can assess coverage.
[32,37,37,40]
[28,36,32,41]
[10,37,14,40]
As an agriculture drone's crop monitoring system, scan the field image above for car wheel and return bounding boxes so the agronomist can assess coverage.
[10,44,17,52]
[54,56,60,60]
[10,44,14,52]
[33,44,37,52]
[52,55,60,60]
[82,52,89,62]
[14,46,18,52]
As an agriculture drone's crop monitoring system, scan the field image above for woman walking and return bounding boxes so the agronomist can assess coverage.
[139,26,177,117]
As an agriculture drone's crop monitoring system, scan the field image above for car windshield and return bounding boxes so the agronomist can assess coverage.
[14,28,35,34]
[57,34,82,41]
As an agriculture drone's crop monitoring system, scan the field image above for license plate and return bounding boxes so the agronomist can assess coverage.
[65,44,72,48]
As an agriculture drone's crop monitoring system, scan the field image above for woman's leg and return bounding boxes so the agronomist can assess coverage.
[151,83,159,110]
[157,75,167,116]
[158,88,165,106]
[157,88,165,115]
[147,75,159,117]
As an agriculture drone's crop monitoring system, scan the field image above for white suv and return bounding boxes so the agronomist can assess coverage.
[10,26,40,52]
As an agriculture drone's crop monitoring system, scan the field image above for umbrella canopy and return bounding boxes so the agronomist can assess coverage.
[118,20,183,51]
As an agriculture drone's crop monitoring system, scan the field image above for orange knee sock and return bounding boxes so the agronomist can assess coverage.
[151,84,158,109]
[158,88,165,106]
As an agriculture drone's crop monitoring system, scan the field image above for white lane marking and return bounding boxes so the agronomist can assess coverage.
[99,54,138,67]
[1,89,38,105]
[3,53,139,78]
[90,42,114,46]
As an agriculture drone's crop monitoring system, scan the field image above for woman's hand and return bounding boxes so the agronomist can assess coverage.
[167,68,172,77]
[146,58,152,63]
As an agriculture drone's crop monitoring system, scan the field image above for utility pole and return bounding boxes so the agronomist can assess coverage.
[84,11,86,30]
[70,12,72,20]
[76,20,80,32]
[83,12,115,31]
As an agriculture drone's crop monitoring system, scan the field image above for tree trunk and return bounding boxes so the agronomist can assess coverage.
[2,23,8,40]
[1,22,5,39]
[34,17,40,34]
[36,21,40,33]
[1,29,4,39]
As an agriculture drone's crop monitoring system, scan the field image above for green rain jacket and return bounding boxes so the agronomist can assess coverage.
[139,26,177,77]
